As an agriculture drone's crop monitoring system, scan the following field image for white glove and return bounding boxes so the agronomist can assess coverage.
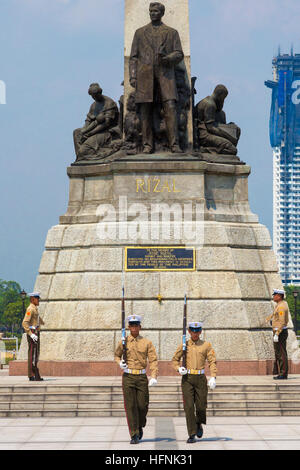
[178,367,188,376]
[274,335,279,343]
[31,334,38,343]
[149,378,157,387]
[119,360,127,370]
[208,377,216,390]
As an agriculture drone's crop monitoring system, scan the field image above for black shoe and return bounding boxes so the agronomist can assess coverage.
[197,424,203,439]
[29,377,35,381]
[187,435,196,444]
[139,428,143,440]
[273,375,288,380]
[130,435,139,445]
[35,378,44,381]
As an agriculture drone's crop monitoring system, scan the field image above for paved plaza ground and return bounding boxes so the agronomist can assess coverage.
[1,370,300,450]
[1,416,300,450]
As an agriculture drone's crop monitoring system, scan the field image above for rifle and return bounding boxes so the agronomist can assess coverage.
[182,294,187,369]
[121,281,127,364]
[191,76,198,150]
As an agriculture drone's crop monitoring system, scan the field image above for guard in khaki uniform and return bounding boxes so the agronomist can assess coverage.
[172,322,217,444]
[265,289,289,380]
[115,315,158,445]
[22,292,45,381]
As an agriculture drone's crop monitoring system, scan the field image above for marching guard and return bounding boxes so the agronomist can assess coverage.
[115,315,158,445]
[172,321,217,444]
[22,292,45,381]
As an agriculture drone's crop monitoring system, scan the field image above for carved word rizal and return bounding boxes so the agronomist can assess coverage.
[136,177,180,193]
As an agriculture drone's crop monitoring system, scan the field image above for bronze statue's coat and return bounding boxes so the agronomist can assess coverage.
[130,23,184,104]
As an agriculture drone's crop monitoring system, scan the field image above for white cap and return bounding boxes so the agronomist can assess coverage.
[273,289,285,296]
[127,315,142,324]
[28,292,40,298]
[188,322,203,330]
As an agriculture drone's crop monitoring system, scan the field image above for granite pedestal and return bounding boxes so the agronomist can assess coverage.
[11,155,299,376]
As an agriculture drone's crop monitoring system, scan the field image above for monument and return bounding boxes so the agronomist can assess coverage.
[13,0,299,376]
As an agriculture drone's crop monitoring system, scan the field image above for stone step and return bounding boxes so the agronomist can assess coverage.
[110,391,300,401]
[1,399,300,411]
[209,392,300,400]
[0,401,180,411]
[0,385,182,393]
[0,393,182,402]
[1,391,300,402]
[1,382,300,417]
[1,384,300,394]
[1,407,300,418]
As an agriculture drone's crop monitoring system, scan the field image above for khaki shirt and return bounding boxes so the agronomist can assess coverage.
[114,335,158,379]
[22,303,45,336]
[172,339,217,378]
[266,300,289,336]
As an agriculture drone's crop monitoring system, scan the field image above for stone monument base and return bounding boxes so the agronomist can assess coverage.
[17,155,299,369]
[9,360,300,377]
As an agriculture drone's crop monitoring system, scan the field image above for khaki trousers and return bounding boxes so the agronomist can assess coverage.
[27,333,41,379]
[182,374,208,436]
[122,373,149,438]
[274,329,289,377]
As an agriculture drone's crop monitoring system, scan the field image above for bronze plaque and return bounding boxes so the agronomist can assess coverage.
[125,246,195,272]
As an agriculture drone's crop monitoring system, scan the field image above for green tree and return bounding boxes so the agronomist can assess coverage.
[285,286,300,335]
[2,299,29,334]
[0,279,22,329]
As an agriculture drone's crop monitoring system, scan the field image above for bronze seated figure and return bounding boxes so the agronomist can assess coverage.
[196,84,241,155]
[73,83,122,162]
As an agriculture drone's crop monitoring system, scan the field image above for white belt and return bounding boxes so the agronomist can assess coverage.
[187,369,205,375]
[125,369,146,375]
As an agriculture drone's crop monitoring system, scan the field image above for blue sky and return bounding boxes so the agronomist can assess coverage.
[1,0,300,291]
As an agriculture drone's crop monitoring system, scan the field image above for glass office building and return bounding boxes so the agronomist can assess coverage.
[265,50,300,285]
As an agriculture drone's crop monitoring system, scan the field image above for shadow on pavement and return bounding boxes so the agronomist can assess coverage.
[141,438,177,443]
[200,437,233,442]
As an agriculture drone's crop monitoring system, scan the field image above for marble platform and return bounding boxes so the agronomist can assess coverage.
[13,156,299,375]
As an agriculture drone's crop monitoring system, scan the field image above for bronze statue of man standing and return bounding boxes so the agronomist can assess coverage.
[129,2,184,154]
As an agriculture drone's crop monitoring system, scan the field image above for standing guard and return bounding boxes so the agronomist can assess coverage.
[22,292,45,382]
[115,315,158,445]
[172,322,217,444]
[265,289,290,380]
